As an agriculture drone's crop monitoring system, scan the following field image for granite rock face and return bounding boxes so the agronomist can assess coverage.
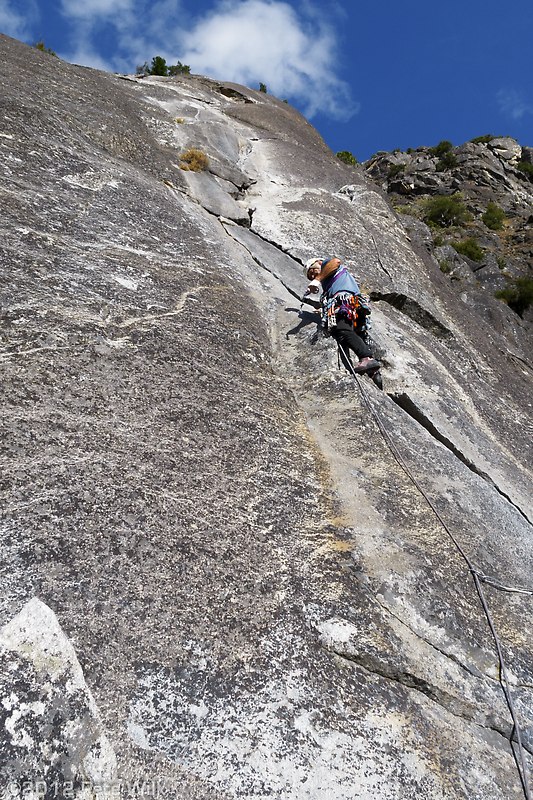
[1,34,532,799]
[0,599,117,796]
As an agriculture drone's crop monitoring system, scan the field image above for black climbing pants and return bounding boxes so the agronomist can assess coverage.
[330,318,372,368]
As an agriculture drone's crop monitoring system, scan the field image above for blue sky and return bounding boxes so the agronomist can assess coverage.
[2,0,532,161]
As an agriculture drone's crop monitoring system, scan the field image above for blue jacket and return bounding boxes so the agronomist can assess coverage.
[321,266,361,298]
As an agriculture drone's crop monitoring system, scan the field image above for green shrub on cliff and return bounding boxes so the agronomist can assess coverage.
[452,238,484,262]
[428,140,454,157]
[517,160,533,179]
[336,151,358,166]
[470,134,496,144]
[136,56,190,76]
[495,277,533,317]
[435,151,458,172]
[169,62,191,75]
[388,163,406,179]
[34,40,57,56]
[482,203,506,230]
[427,140,457,171]
[422,194,471,228]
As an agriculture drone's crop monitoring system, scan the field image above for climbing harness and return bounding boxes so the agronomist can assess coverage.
[337,341,532,800]
[322,291,371,335]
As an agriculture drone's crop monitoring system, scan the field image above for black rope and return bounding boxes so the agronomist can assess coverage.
[337,342,532,800]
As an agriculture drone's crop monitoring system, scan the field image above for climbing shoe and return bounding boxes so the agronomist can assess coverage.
[352,357,381,373]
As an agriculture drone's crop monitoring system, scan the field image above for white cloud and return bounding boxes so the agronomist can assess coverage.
[66,43,113,70]
[58,0,185,72]
[56,0,359,121]
[60,0,134,20]
[178,0,358,120]
[0,0,38,39]
[53,0,359,120]
[496,89,532,121]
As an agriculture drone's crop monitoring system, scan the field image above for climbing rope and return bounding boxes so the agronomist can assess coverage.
[474,572,533,597]
[336,342,532,800]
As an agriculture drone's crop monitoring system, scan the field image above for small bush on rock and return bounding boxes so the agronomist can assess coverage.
[482,202,506,230]
[495,277,533,317]
[422,194,471,228]
[179,148,209,171]
[394,204,414,215]
[435,151,458,171]
[470,134,496,144]
[517,161,533,179]
[168,62,190,75]
[388,163,406,179]
[429,140,454,157]
[336,151,358,166]
[452,238,484,262]
[34,40,57,56]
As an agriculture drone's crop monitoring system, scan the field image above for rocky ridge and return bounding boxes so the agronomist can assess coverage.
[1,34,532,800]
[363,137,532,312]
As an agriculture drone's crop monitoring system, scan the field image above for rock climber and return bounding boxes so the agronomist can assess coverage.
[317,256,381,374]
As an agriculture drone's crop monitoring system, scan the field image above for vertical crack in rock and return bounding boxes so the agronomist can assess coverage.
[246,228,294,260]
[389,392,532,526]
[220,221,302,302]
